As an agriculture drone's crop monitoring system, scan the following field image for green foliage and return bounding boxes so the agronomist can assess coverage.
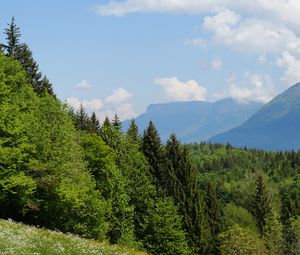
[204,181,222,254]
[142,198,191,255]
[164,134,203,252]
[252,175,271,237]
[223,203,257,233]
[142,121,164,183]
[264,212,284,255]
[2,17,55,96]
[80,133,135,245]
[4,17,21,57]
[127,119,141,145]
[112,114,122,132]
[219,224,266,255]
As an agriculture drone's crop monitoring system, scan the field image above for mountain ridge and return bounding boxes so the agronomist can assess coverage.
[211,83,300,150]
[123,98,263,143]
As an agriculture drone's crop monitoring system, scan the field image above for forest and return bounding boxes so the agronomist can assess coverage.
[0,18,300,255]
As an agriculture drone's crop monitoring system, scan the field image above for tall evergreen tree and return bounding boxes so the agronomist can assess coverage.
[280,190,298,255]
[3,18,55,96]
[112,114,121,132]
[100,117,122,149]
[164,134,203,253]
[252,175,271,237]
[88,112,101,134]
[204,181,222,254]
[127,119,141,144]
[4,17,21,57]
[74,105,89,131]
[142,121,164,183]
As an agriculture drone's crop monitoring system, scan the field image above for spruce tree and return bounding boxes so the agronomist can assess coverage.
[164,134,203,253]
[4,17,21,57]
[3,18,55,97]
[112,114,121,132]
[88,112,101,134]
[142,121,164,183]
[74,104,89,131]
[100,117,121,149]
[280,190,298,255]
[252,175,271,237]
[127,119,141,144]
[204,181,221,254]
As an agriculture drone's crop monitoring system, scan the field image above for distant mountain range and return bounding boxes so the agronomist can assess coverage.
[211,83,300,151]
[123,98,263,143]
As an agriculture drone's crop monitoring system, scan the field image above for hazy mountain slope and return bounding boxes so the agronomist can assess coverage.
[211,83,300,150]
[123,98,263,143]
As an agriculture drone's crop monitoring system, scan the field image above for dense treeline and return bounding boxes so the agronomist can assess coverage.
[1,18,300,255]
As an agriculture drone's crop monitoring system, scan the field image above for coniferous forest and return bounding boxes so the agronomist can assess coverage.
[1,18,300,255]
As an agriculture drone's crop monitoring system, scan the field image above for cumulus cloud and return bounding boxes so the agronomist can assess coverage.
[66,97,104,110]
[75,80,92,90]
[202,10,300,55]
[105,88,132,104]
[155,76,206,102]
[215,73,276,103]
[276,51,300,86]
[66,88,136,121]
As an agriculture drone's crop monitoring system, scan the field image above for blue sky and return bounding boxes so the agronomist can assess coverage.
[2,0,300,120]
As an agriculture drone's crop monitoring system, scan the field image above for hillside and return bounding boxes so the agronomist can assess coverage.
[211,83,300,150]
[0,219,148,255]
[123,98,262,142]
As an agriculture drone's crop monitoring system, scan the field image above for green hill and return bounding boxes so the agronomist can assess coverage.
[0,219,148,255]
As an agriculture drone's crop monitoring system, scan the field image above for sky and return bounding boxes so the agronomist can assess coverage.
[2,0,300,121]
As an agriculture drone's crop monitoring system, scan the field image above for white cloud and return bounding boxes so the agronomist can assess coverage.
[203,9,240,30]
[276,51,300,86]
[155,76,206,102]
[211,57,223,70]
[202,10,300,55]
[93,0,300,28]
[66,88,137,121]
[215,73,276,103]
[105,88,132,104]
[75,80,92,90]
[66,97,104,110]
[93,0,226,16]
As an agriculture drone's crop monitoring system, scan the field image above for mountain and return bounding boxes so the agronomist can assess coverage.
[211,83,300,151]
[123,98,263,143]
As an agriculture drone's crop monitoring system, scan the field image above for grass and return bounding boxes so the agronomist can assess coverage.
[0,219,149,255]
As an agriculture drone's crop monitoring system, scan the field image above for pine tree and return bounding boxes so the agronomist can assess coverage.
[252,175,271,237]
[142,121,164,183]
[4,17,21,57]
[112,114,121,132]
[127,119,141,144]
